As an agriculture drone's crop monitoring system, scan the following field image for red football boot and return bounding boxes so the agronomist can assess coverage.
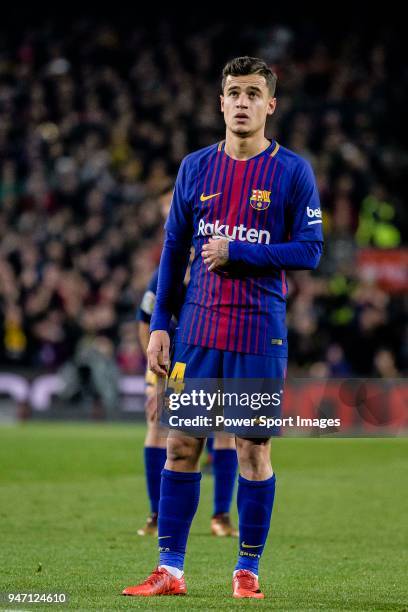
[232,569,264,599]
[122,567,187,597]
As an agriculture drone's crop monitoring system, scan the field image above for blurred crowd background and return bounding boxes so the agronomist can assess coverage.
[0,16,406,400]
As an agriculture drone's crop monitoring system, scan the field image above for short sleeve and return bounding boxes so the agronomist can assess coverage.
[287,159,323,242]
[136,269,159,322]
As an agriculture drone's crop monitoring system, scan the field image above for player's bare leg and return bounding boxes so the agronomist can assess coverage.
[165,430,205,472]
[235,437,273,481]
[232,437,275,599]
[211,433,238,536]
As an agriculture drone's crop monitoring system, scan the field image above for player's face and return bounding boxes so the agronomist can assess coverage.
[220,74,276,136]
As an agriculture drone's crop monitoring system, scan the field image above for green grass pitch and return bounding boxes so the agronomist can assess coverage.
[0,423,407,611]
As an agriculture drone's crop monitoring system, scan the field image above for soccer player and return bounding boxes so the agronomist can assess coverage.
[123,56,323,599]
[137,264,238,537]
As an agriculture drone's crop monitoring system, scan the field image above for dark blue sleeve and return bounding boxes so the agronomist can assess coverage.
[151,157,194,332]
[287,158,323,242]
[228,240,323,270]
[150,231,191,332]
[164,156,194,240]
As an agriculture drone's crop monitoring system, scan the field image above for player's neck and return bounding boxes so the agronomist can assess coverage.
[224,132,271,161]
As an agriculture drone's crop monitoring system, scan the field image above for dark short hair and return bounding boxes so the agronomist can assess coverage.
[222,56,277,96]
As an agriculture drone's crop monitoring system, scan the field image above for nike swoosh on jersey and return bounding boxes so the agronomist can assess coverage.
[158,536,172,539]
[241,542,263,549]
[200,192,222,202]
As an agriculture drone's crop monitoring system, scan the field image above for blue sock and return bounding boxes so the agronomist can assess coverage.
[212,449,238,515]
[235,473,276,575]
[158,469,201,571]
[144,447,166,514]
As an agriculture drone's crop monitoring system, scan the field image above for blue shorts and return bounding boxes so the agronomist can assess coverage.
[164,342,287,438]
[170,341,287,379]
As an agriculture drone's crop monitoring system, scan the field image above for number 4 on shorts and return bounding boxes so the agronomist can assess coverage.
[168,362,186,394]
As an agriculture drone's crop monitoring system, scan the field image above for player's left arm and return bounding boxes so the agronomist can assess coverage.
[202,236,322,270]
[202,159,323,271]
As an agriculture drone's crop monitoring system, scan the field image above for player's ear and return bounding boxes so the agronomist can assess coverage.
[267,97,277,116]
[220,94,224,112]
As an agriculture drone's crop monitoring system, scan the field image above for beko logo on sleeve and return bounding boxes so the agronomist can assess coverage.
[306,206,322,224]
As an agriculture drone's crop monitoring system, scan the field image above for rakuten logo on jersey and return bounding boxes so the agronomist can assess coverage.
[197,219,271,244]
[306,206,322,224]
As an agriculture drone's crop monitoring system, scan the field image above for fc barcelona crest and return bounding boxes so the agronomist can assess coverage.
[250,189,271,210]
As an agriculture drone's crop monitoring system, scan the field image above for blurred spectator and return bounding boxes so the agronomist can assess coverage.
[58,335,120,418]
[0,17,406,379]
[373,349,400,378]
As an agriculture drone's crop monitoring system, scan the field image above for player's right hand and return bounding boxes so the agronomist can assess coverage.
[147,330,170,377]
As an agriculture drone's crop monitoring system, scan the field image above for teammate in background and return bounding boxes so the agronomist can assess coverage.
[136,191,238,538]
[123,56,323,599]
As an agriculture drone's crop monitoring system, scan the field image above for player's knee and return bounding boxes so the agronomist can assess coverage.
[236,437,271,476]
[214,433,236,450]
[167,435,202,467]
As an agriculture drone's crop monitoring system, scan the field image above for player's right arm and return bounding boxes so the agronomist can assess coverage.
[147,330,171,377]
[148,156,194,376]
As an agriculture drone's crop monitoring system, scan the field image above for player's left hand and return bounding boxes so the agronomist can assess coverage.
[201,237,230,271]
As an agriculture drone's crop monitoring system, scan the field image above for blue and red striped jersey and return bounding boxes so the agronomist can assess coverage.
[155,139,323,356]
